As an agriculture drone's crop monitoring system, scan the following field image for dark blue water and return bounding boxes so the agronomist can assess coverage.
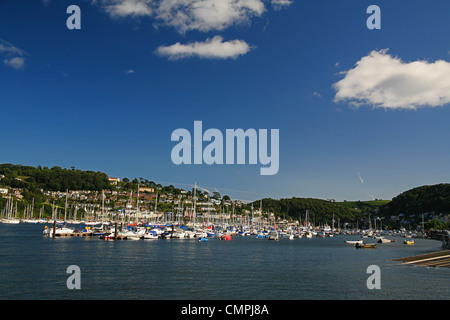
[0,223,449,300]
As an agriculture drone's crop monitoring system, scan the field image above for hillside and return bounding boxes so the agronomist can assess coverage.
[380,183,450,217]
[1,163,449,229]
[251,197,364,225]
[337,200,391,214]
[0,163,110,192]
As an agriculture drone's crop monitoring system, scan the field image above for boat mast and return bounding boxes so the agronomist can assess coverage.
[31,198,34,220]
[193,182,197,227]
[102,190,105,222]
[64,190,68,222]
[154,192,158,224]
[136,184,140,223]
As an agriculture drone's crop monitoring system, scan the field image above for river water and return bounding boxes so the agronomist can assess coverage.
[0,223,449,300]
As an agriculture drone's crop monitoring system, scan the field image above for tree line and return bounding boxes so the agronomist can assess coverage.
[0,163,111,192]
[251,197,363,225]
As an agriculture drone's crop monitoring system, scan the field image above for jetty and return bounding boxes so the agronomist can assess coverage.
[393,250,450,268]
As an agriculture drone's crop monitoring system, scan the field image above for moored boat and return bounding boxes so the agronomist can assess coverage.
[144,230,158,240]
[355,242,377,248]
[220,234,232,241]
[346,240,363,245]
[1,218,20,224]
[268,231,279,241]
[127,235,141,240]
[43,224,75,237]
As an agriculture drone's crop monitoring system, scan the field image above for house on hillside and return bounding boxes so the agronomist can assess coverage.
[108,177,121,185]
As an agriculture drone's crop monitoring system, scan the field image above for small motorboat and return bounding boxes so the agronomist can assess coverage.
[144,231,158,240]
[198,237,209,242]
[220,234,232,241]
[355,242,377,249]
[127,235,141,241]
[346,240,363,245]
[268,231,279,241]
[43,224,75,237]
[404,240,414,245]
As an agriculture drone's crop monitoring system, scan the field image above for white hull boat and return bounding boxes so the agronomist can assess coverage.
[345,240,363,245]
[1,218,20,224]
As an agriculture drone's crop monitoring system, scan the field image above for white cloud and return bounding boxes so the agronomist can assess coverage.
[155,0,265,33]
[96,0,266,33]
[100,0,153,18]
[271,0,293,10]
[333,49,450,110]
[3,57,25,69]
[0,39,28,69]
[92,0,291,59]
[125,69,136,74]
[155,35,251,60]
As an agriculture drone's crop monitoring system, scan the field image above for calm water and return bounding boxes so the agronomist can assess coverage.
[0,223,449,300]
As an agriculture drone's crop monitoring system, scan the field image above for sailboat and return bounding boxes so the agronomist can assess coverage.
[2,218,20,224]
[268,230,279,241]
[303,210,313,238]
[1,196,20,224]
[144,229,159,240]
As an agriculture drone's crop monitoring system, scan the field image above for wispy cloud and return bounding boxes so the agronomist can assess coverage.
[100,0,153,18]
[0,39,28,69]
[271,0,293,11]
[155,36,252,60]
[357,172,364,184]
[3,57,25,69]
[333,49,450,110]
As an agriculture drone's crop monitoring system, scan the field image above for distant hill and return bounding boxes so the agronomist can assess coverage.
[1,163,448,228]
[251,197,363,225]
[380,183,450,217]
[0,163,110,192]
[337,200,391,214]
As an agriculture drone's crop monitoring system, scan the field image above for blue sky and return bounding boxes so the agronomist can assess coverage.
[1,0,450,202]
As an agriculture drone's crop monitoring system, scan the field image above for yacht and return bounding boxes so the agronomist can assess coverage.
[43,224,75,237]
[171,229,186,239]
[144,231,159,240]
[1,218,20,224]
[268,230,279,241]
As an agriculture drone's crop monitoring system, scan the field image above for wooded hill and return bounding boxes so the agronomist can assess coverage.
[379,183,450,217]
[0,163,111,192]
[1,163,449,228]
[250,197,364,226]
